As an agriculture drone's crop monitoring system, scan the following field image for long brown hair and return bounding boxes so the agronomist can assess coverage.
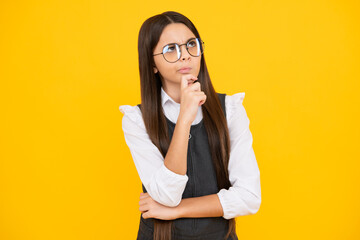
[137,11,236,240]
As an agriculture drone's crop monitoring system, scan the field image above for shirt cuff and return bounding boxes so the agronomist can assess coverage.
[217,187,261,219]
[217,189,235,220]
[160,163,188,180]
[146,164,189,207]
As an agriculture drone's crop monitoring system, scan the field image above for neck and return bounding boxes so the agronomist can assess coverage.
[162,82,181,104]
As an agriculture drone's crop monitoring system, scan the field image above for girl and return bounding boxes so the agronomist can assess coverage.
[119,11,261,240]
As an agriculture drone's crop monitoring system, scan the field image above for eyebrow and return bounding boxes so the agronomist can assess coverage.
[162,37,196,48]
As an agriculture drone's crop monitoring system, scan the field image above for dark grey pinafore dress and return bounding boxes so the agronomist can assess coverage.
[136,93,238,240]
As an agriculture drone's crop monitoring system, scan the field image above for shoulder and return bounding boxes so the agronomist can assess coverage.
[222,92,251,139]
[225,92,250,130]
[118,105,146,134]
[225,92,245,107]
[224,92,246,120]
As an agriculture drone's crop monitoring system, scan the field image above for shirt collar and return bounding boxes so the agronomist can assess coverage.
[161,86,180,107]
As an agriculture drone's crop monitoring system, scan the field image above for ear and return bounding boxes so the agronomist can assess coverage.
[153,67,158,74]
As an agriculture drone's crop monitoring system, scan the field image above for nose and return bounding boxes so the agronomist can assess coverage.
[179,44,191,61]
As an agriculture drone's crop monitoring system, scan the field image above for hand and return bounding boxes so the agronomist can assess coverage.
[139,192,179,220]
[178,74,207,125]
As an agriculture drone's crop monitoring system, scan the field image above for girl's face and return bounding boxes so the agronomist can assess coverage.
[153,23,201,88]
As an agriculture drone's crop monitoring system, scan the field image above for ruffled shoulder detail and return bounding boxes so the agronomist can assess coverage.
[225,92,245,120]
[226,92,245,106]
[119,105,144,128]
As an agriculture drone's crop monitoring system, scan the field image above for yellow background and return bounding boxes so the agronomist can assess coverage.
[1,0,359,239]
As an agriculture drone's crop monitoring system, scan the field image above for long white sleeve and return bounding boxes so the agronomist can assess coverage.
[217,93,262,219]
[119,105,189,207]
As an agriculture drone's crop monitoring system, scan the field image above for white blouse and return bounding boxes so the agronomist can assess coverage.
[119,87,261,219]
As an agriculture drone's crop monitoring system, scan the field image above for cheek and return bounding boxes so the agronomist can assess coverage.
[195,58,201,72]
[159,63,175,72]
[157,64,178,78]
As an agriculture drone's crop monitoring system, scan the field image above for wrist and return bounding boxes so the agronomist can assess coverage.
[177,114,192,128]
[174,203,184,219]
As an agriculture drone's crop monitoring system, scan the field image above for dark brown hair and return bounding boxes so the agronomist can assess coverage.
[138,11,236,240]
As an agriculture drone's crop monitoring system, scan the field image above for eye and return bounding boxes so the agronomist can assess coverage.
[187,40,197,47]
[164,44,176,53]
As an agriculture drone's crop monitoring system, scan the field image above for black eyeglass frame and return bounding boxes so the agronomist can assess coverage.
[152,37,205,63]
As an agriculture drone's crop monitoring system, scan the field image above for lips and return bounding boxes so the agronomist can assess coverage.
[178,67,192,73]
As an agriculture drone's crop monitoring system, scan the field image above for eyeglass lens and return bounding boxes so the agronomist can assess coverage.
[163,38,204,62]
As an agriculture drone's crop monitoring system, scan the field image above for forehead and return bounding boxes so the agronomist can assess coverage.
[157,23,196,46]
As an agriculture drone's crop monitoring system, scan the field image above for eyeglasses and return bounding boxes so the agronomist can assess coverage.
[153,37,205,63]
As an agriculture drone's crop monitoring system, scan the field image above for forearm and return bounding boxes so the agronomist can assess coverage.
[176,194,224,218]
[163,117,191,175]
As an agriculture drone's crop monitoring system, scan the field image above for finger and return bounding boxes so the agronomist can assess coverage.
[198,95,207,106]
[142,212,150,219]
[187,76,199,85]
[189,75,198,82]
[188,81,201,92]
[139,205,148,212]
[181,76,189,92]
[140,193,149,199]
[181,75,198,89]
[140,195,148,200]
[183,74,198,81]
[139,199,147,206]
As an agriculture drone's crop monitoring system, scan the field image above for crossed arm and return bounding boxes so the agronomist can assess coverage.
[123,93,260,220]
[139,192,224,220]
